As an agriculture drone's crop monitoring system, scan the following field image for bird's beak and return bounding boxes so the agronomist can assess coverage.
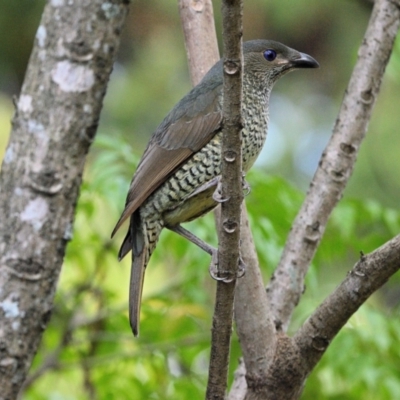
[290,52,319,69]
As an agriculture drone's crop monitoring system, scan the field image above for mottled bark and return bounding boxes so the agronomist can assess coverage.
[0,1,128,398]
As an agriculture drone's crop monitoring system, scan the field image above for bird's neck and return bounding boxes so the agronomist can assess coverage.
[243,73,272,107]
[240,74,272,172]
[242,73,272,123]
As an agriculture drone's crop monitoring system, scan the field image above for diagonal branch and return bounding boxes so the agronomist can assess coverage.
[294,234,400,370]
[229,235,400,400]
[267,0,400,331]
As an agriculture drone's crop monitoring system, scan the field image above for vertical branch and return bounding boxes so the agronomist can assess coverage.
[0,2,128,397]
[206,1,243,399]
[179,1,273,397]
[267,0,400,331]
[232,206,277,389]
[178,0,220,85]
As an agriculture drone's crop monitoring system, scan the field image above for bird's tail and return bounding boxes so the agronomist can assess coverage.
[123,211,162,336]
[130,248,146,337]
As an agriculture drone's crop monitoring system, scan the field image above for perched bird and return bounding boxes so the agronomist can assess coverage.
[112,40,318,336]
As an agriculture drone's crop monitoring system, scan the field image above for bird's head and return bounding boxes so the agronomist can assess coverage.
[243,40,319,84]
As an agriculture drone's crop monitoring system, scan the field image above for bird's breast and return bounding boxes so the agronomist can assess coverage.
[241,89,269,171]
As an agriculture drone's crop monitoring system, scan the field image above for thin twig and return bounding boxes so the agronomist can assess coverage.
[206,1,244,398]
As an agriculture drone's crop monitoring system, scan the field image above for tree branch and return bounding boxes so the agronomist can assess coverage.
[206,1,244,398]
[228,234,400,399]
[179,1,262,397]
[294,234,400,371]
[229,205,277,391]
[267,0,400,331]
[178,0,220,86]
[179,1,283,398]
[0,2,128,397]
[228,359,247,400]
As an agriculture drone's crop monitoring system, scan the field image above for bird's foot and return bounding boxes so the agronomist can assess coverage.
[212,179,229,203]
[209,251,246,282]
[238,257,246,278]
[209,251,224,280]
[211,174,250,202]
[242,172,251,196]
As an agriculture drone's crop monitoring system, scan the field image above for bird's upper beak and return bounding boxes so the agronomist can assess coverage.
[290,52,319,69]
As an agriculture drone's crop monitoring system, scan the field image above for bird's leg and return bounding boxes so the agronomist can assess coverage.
[187,176,219,199]
[168,224,245,282]
[168,224,221,279]
[169,224,215,256]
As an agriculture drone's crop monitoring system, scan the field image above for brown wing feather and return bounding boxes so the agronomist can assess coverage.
[111,146,191,236]
[111,83,223,237]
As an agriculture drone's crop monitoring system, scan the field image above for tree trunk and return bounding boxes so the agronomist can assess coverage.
[0,2,128,398]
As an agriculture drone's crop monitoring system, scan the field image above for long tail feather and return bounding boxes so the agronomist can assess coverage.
[129,249,146,336]
[126,211,161,336]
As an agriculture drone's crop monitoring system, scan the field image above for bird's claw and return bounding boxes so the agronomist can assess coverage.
[238,257,246,278]
[212,180,230,203]
[242,173,251,196]
[209,251,246,282]
[209,251,226,281]
[212,190,230,203]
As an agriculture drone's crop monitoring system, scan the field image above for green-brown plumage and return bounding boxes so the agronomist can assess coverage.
[112,40,319,336]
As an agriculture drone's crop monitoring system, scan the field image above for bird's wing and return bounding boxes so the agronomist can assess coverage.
[111,80,223,237]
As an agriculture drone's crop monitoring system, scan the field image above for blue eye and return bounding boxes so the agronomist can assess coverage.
[263,49,277,62]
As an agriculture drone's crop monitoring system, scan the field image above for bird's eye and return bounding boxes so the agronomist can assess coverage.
[263,49,277,62]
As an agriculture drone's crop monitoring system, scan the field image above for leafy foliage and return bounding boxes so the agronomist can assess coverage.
[23,133,400,399]
[1,1,399,398]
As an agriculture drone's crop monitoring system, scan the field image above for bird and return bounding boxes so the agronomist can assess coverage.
[112,40,319,336]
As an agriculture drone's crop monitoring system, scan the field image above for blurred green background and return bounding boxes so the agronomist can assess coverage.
[1,0,400,399]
